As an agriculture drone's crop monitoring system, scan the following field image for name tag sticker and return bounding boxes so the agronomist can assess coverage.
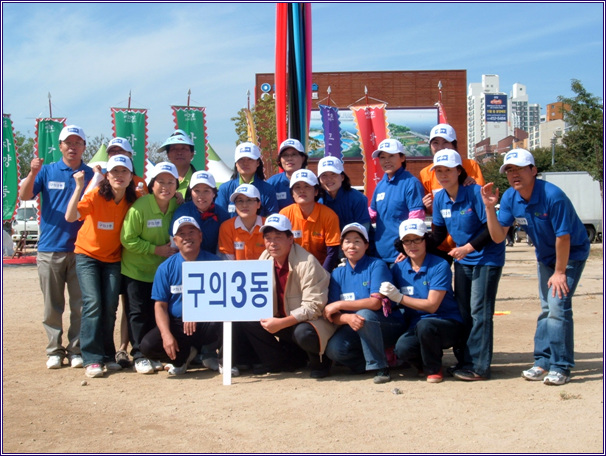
[515,217,528,226]
[170,285,183,294]
[376,192,385,202]
[48,181,65,190]
[234,242,245,250]
[292,230,302,239]
[340,292,355,301]
[276,192,287,200]
[147,219,162,228]
[440,209,451,218]
[97,221,114,230]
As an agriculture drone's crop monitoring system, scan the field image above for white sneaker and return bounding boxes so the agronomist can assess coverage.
[150,360,164,371]
[202,357,220,371]
[69,355,84,368]
[104,361,122,371]
[543,371,571,385]
[219,361,240,377]
[134,358,154,374]
[168,347,198,376]
[85,363,104,378]
[46,355,63,369]
[522,366,547,381]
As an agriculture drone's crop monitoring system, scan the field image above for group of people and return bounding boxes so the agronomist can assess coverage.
[22,122,589,387]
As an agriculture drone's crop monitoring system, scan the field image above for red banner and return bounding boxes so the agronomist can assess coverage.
[350,104,389,197]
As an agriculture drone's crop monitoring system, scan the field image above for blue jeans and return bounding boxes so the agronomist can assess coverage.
[325,309,406,372]
[76,254,121,367]
[454,263,503,377]
[534,259,586,376]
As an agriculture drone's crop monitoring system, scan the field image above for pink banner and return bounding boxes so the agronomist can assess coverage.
[350,104,389,197]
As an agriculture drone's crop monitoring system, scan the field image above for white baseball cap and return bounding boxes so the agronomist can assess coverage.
[279,138,306,155]
[150,162,179,180]
[341,222,369,242]
[106,154,133,173]
[229,183,261,202]
[172,216,201,235]
[399,218,428,240]
[429,124,457,143]
[499,149,535,173]
[289,169,318,187]
[158,131,194,153]
[59,125,86,142]
[430,149,463,172]
[371,138,404,159]
[189,170,216,189]
[260,213,292,233]
[317,156,344,176]
[107,137,134,155]
[234,142,261,161]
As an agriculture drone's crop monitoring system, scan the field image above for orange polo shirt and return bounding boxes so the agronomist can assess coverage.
[419,158,485,252]
[279,202,341,265]
[75,187,132,263]
[218,216,266,260]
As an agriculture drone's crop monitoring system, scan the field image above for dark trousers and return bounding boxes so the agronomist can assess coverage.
[122,276,155,360]
[140,320,220,367]
[234,321,319,371]
[394,318,464,375]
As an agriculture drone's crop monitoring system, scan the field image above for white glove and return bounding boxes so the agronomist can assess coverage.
[380,282,403,304]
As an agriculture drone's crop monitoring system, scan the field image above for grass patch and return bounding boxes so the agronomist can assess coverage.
[560,391,582,400]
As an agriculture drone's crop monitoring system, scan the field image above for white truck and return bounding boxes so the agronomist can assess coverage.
[11,200,39,244]
[537,171,603,243]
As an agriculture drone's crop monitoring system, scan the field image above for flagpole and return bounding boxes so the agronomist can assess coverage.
[128,90,131,110]
[48,92,52,118]
[187,89,191,108]
[327,86,331,107]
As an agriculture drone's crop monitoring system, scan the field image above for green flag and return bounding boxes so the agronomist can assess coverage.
[111,108,147,178]
[2,114,19,221]
[172,106,207,170]
[35,118,66,164]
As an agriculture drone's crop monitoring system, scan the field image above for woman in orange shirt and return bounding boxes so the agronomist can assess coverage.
[279,169,341,271]
[218,184,266,261]
[65,155,137,378]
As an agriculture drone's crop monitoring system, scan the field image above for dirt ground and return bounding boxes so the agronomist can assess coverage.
[2,243,604,454]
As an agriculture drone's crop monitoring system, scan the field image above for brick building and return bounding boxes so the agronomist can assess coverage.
[255,70,467,190]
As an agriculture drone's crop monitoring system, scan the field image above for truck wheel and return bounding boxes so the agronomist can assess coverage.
[585,225,596,243]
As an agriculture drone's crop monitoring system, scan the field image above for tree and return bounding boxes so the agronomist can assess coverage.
[558,80,604,185]
[14,131,35,178]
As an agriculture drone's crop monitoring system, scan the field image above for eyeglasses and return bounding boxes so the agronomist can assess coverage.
[402,238,424,246]
[281,152,300,159]
[504,166,528,174]
[234,198,258,206]
[63,141,85,148]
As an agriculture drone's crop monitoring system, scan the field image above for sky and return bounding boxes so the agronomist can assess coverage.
[2,1,604,168]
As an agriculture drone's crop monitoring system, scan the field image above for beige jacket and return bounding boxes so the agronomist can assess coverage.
[260,243,336,354]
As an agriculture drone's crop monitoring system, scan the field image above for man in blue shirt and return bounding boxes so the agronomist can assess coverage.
[481,149,590,386]
[19,125,94,370]
[140,216,221,375]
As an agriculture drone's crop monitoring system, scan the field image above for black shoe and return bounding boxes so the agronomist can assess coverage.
[373,368,391,384]
[308,355,331,378]
[453,368,488,381]
[310,368,330,379]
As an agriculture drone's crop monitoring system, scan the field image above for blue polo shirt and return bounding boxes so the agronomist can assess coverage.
[433,184,505,266]
[329,254,405,324]
[370,167,425,262]
[498,179,589,266]
[267,172,293,210]
[216,177,279,218]
[320,187,371,231]
[32,159,94,252]
[391,254,462,328]
[151,249,221,319]
[170,201,229,254]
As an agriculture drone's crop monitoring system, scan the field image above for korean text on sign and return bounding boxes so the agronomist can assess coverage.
[182,260,274,322]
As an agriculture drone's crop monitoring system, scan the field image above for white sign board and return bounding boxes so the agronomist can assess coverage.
[182,260,274,322]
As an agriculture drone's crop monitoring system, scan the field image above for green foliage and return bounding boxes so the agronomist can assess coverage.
[14,131,35,178]
[479,156,509,196]
[558,79,604,185]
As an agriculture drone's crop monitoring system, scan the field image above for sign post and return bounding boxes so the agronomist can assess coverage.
[182,260,273,385]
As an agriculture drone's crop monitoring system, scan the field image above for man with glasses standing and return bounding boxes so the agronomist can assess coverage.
[19,125,94,369]
[481,149,589,386]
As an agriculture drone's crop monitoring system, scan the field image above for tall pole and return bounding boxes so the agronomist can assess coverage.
[48,92,52,118]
